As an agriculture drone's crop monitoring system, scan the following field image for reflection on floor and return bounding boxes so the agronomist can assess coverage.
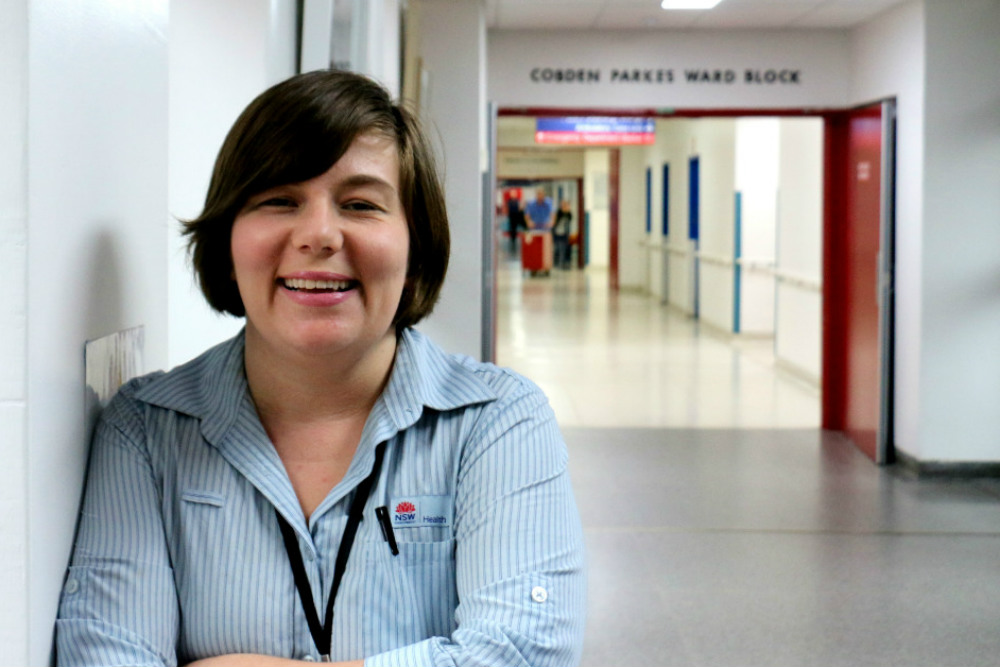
[496,259,819,429]
[494,258,1000,667]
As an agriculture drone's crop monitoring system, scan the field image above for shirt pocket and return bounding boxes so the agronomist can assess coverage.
[349,535,457,648]
[395,537,458,638]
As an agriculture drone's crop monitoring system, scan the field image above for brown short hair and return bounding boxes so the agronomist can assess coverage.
[183,69,449,330]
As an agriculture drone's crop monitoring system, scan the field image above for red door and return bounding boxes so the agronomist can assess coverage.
[823,102,895,463]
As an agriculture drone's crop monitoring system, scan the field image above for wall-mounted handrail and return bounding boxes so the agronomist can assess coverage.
[773,269,822,292]
[734,257,775,271]
[693,251,732,267]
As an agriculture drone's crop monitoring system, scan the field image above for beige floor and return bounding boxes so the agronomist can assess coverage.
[495,258,820,429]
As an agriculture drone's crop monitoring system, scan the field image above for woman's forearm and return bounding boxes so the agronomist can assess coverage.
[186,655,363,667]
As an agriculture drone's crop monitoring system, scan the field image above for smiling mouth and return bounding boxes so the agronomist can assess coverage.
[280,278,357,293]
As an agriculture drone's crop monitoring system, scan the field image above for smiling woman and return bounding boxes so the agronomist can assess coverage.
[230,132,410,366]
[55,70,586,667]
[183,70,448,332]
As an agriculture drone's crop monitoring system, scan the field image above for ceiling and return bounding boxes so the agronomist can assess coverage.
[485,0,910,30]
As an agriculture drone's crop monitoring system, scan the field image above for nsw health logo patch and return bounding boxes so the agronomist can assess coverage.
[390,495,451,528]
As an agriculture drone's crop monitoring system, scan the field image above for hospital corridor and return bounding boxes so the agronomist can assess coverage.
[496,257,1000,667]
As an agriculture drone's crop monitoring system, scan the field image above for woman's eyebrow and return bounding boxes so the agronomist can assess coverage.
[339,174,397,194]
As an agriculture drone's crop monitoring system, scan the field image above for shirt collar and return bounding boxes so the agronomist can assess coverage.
[381,327,498,431]
[133,326,498,444]
[133,330,247,445]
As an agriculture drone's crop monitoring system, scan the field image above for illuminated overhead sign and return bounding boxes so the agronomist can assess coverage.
[535,117,656,146]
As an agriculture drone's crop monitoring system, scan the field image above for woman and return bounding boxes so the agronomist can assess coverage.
[56,70,586,666]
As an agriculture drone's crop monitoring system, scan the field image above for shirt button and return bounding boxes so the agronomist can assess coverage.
[64,578,80,595]
[531,586,548,603]
[303,549,315,562]
[301,655,316,662]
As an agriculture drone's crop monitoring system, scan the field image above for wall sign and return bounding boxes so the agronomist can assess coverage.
[535,117,656,145]
[489,30,849,107]
[529,67,802,86]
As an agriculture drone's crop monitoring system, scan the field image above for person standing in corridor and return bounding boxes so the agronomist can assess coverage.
[523,187,554,276]
[552,199,573,270]
[524,187,554,233]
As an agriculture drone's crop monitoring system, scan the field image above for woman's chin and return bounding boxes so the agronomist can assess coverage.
[280,326,393,360]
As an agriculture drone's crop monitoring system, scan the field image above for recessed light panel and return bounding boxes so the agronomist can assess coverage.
[660,0,724,9]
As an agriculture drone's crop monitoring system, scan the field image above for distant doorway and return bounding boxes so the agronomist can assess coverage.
[493,106,896,463]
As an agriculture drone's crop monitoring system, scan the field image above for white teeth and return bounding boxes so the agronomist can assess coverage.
[284,278,352,291]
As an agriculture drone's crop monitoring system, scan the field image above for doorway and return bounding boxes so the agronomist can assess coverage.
[492,106,896,461]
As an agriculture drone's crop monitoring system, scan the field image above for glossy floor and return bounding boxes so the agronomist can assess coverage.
[496,259,820,429]
[495,258,1000,667]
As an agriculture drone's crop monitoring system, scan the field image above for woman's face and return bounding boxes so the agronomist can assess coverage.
[230,132,410,361]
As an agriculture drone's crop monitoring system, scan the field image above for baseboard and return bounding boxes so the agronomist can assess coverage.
[894,449,1000,479]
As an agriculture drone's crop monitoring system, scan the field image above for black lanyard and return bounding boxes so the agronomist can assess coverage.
[275,441,386,661]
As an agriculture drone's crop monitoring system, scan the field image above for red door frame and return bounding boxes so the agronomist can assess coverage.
[609,148,621,290]
[576,177,585,269]
[497,106,896,462]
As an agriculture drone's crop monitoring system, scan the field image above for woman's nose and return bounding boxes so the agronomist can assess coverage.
[293,201,343,255]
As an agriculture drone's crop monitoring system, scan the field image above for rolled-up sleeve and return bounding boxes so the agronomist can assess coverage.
[367,374,587,667]
[56,392,179,667]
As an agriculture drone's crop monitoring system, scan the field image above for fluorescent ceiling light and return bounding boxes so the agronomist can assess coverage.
[661,0,724,9]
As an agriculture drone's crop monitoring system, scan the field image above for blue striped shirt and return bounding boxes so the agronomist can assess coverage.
[56,328,586,666]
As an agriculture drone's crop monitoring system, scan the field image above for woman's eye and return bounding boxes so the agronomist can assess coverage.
[343,200,383,212]
[258,197,296,208]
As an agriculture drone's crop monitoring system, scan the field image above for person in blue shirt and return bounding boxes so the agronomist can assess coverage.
[523,188,555,276]
[56,69,586,667]
[524,187,554,231]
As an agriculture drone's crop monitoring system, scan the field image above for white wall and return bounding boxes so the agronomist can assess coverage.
[0,0,29,662]
[1,2,303,661]
[497,116,538,147]
[16,2,170,664]
[850,1,926,460]
[618,147,648,289]
[489,29,850,109]
[643,141,666,301]
[775,118,824,382]
[365,0,403,96]
[584,148,610,268]
[693,119,737,333]
[409,0,487,359]
[734,118,779,335]
[167,0,297,368]
[916,0,1000,463]
[497,148,584,179]
[657,119,696,314]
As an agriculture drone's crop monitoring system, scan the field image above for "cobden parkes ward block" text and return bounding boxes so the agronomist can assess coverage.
[529,67,802,85]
